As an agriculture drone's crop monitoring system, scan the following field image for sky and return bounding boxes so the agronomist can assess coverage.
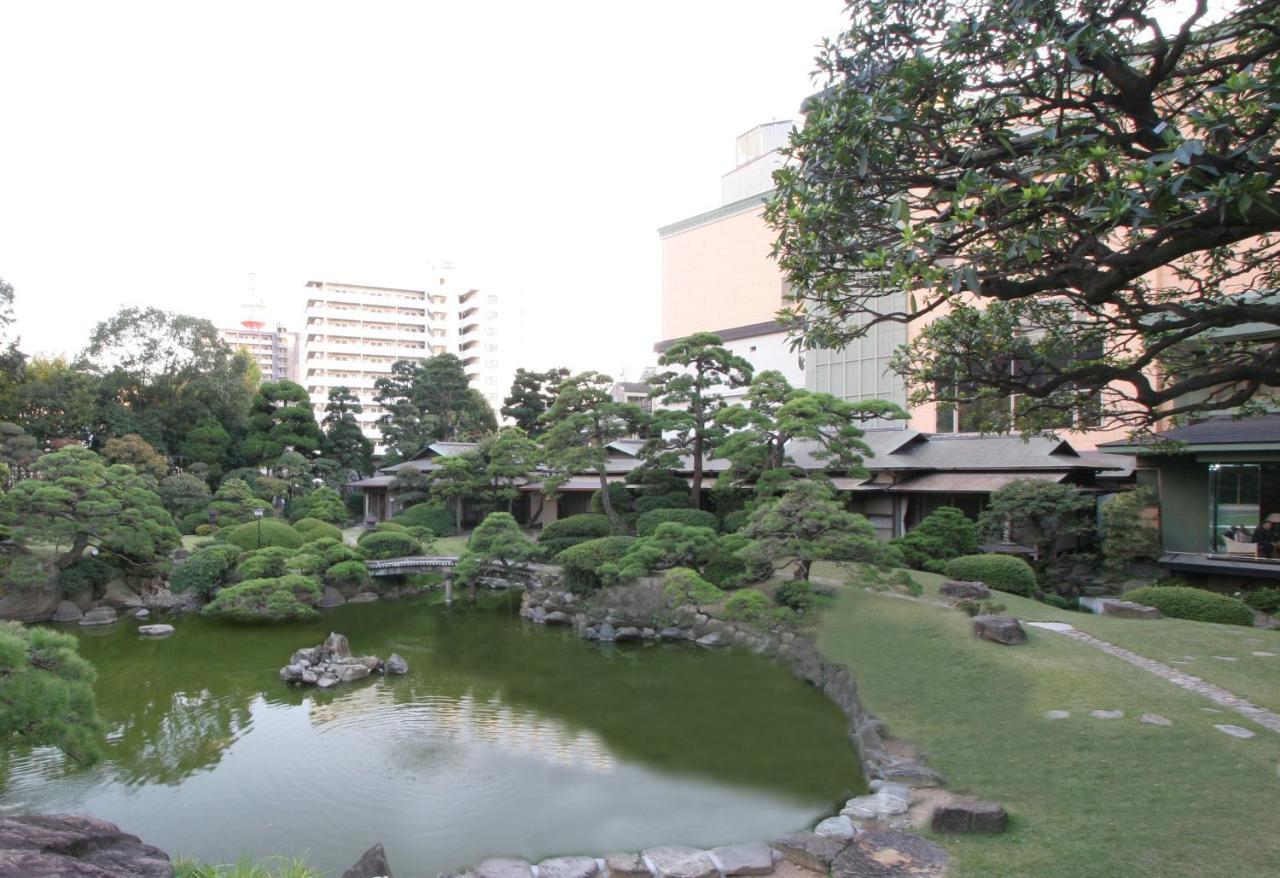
[0,0,849,380]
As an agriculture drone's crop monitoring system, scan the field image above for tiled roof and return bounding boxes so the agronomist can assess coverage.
[1099,414,1280,449]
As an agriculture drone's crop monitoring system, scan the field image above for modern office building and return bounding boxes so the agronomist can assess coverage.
[217,321,298,383]
[299,271,505,446]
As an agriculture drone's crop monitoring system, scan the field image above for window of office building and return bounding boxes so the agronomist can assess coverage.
[805,291,907,421]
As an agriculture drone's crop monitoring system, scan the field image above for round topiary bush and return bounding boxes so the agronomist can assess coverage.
[222,518,305,552]
[293,517,343,544]
[721,510,749,533]
[636,508,719,536]
[357,530,421,560]
[170,545,240,597]
[944,554,1037,596]
[235,546,295,580]
[301,537,360,566]
[554,535,637,592]
[723,590,770,622]
[325,560,370,589]
[392,502,455,536]
[774,579,817,613]
[201,574,321,622]
[284,553,326,576]
[537,514,616,556]
[1124,585,1255,626]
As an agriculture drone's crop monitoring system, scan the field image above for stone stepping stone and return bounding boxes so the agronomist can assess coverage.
[1214,724,1256,740]
[1044,710,1071,720]
[707,843,774,877]
[1212,655,1239,661]
[1252,651,1276,657]
[1140,713,1172,726]
[1090,709,1124,719]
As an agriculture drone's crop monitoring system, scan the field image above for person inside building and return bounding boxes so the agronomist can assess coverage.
[1252,517,1276,559]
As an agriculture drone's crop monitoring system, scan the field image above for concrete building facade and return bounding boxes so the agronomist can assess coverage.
[299,272,505,446]
[217,321,298,383]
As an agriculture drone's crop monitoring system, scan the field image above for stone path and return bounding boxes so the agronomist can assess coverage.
[1024,622,1280,736]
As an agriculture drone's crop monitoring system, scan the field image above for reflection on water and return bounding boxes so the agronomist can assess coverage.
[0,594,862,876]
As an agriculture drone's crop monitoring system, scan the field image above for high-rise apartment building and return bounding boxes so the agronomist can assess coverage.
[299,272,505,447]
[217,321,298,382]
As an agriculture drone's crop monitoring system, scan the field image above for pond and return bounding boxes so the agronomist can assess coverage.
[0,594,863,876]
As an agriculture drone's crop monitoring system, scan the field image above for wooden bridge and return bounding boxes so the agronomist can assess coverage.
[365,556,463,603]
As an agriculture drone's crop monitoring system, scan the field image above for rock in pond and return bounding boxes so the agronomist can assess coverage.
[0,813,173,878]
[79,606,119,627]
[318,586,347,608]
[709,842,774,876]
[343,841,394,878]
[930,798,1008,834]
[52,600,83,622]
[138,624,175,637]
[537,855,599,878]
[940,579,990,599]
[385,653,409,674]
[281,633,390,688]
[972,614,1027,645]
[323,631,352,659]
[643,846,718,878]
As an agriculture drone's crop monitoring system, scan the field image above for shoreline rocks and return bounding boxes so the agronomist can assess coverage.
[279,632,409,688]
[0,813,173,878]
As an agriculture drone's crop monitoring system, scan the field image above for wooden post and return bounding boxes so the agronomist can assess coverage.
[444,570,453,606]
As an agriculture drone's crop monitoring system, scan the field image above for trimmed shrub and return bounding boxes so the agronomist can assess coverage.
[537,514,615,556]
[223,519,304,552]
[721,509,749,533]
[287,487,347,524]
[633,493,688,515]
[723,590,770,622]
[590,483,637,522]
[774,579,817,613]
[201,575,321,622]
[891,507,978,572]
[663,567,722,609]
[179,510,212,535]
[194,524,217,536]
[284,553,326,575]
[1242,588,1280,615]
[636,508,719,536]
[293,517,342,544]
[170,545,241,597]
[235,546,295,580]
[554,536,637,592]
[1124,586,1255,626]
[325,560,370,589]
[301,538,360,566]
[392,502,456,536]
[357,530,421,560]
[56,557,118,597]
[945,554,1037,597]
[702,533,771,589]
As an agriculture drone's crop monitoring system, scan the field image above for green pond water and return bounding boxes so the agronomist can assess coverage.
[0,594,863,877]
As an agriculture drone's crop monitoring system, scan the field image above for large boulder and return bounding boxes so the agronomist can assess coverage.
[0,582,59,622]
[940,579,990,599]
[318,587,347,609]
[930,799,1008,834]
[101,580,143,609]
[52,600,84,623]
[831,829,949,878]
[0,813,173,878]
[79,607,119,627]
[322,631,352,659]
[138,624,175,637]
[342,842,393,878]
[972,614,1027,645]
[1100,599,1161,620]
[384,654,409,675]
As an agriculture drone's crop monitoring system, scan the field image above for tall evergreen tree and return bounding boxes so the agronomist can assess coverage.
[321,386,373,477]
[501,367,569,436]
[242,380,323,464]
[374,354,496,459]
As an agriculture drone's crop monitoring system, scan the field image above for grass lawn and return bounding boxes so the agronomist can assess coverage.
[817,574,1280,878]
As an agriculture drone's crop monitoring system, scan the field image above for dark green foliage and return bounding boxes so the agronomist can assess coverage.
[721,510,749,533]
[501,367,569,436]
[774,579,817,613]
[157,472,212,519]
[633,493,689,516]
[242,380,323,464]
[56,556,117,598]
[636,508,718,536]
[944,554,1038,597]
[1124,586,1255,627]
[599,523,722,584]
[1,554,50,592]
[208,477,270,526]
[374,354,497,458]
[392,502,455,536]
[222,519,304,552]
[357,530,422,560]
[287,487,347,525]
[292,517,343,543]
[344,491,365,520]
[321,386,374,478]
[285,553,326,575]
[1040,593,1073,610]
[976,480,1095,566]
[170,544,241,597]
[1101,490,1161,579]
[1242,588,1280,615]
[325,560,370,589]
[892,507,977,572]
[235,546,295,580]
[591,483,637,522]
[201,575,321,622]
[702,533,770,589]
[723,590,770,622]
[300,537,360,566]
[456,512,542,583]
[663,567,722,609]
[537,513,615,556]
[0,622,102,763]
[554,536,637,592]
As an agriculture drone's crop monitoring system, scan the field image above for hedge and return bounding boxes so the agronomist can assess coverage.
[554,536,637,591]
[944,554,1037,597]
[537,514,615,556]
[1124,586,1255,627]
[201,575,321,622]
[222,519,304,552]
[721,510,749,533]
[1242,587,1280,615]
[170,545,240,597]
[392,502,455,536]
[636,508,719,536]
[325,560,371,589]
[293,517,343,544]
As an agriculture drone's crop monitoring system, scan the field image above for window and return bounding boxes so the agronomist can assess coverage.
[486,295,498,304]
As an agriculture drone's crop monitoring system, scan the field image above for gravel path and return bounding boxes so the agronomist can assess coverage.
[1025,622,1280,735]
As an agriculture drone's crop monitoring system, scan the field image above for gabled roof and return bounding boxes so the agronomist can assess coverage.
[408,442,480,461]
[1099,414,1280,453]
[889,433,1093,471]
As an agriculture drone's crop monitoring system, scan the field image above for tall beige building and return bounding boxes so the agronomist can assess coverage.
[299,271,504,446]
[217,321,298,383]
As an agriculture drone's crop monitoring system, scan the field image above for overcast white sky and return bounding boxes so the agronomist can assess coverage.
[0,1,847,379]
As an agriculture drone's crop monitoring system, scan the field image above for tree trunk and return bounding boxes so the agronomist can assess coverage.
[796,559,812,581]
[455,498,464,533]
[690,433,703,509]
[597,468,627,534]
[56,533,91,569]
